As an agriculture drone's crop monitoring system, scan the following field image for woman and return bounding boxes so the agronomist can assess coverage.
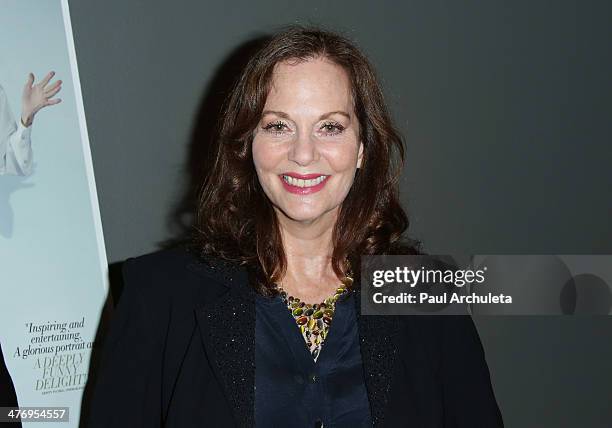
[87,25,503,427]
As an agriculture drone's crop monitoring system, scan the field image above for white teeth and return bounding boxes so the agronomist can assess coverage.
[282,175,327,188]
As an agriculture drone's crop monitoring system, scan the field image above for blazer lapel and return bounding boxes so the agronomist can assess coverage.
[354,286,401,428]
[189,256,256,427]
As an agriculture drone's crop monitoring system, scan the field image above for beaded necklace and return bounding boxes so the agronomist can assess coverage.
[272,263,354,362]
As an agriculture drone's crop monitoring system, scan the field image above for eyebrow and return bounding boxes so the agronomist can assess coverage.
[261,110,351,121]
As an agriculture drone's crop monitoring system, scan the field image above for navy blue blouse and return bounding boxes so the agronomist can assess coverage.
[255,290,372,428]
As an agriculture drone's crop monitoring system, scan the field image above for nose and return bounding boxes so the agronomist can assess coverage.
[288,131,318,166]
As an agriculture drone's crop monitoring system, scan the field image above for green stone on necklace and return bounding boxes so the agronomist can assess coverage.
[274,275,353,362]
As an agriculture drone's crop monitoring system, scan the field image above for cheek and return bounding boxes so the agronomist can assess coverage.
[326,144,360,173]
[252,139,278,171]
[252,140,285,196]
[324,149,360,201]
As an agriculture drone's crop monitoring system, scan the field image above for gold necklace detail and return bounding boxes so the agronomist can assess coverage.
[273,262,354,361]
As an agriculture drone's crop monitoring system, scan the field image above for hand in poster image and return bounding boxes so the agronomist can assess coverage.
[21,71,63,127]
[0,71,62,176]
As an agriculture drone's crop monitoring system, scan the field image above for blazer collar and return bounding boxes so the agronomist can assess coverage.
[188,255,399,427]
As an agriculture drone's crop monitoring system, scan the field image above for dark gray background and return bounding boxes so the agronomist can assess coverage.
[69,1,612,426]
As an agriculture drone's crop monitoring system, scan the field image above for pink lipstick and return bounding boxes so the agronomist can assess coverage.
[278,172,330,195]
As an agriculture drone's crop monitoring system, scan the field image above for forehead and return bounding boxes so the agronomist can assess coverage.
[264,57,353,111]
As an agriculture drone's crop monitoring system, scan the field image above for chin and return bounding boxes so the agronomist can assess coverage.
[284,211,322,223]
[279,203,336,223]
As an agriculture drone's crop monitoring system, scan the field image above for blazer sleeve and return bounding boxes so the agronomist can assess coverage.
[86,258,166,427]
[441,315,504,427]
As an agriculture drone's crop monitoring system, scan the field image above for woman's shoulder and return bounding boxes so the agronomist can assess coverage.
[123,244,197,274]
[122,244,238,279]
[121,246,196,291]
[118,245,238,304]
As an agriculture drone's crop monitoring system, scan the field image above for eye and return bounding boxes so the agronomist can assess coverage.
[320,121,345,136]
[262,120,289,135]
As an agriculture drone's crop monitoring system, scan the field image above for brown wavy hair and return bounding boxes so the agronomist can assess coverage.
[191,23,423,295]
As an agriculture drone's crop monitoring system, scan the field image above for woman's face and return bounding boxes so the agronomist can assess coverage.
[252,57,363,225]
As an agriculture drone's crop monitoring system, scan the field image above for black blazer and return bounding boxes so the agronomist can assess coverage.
[1,342,22,428]
[86,246,504,428]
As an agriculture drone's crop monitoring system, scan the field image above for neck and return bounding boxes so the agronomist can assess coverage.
[274,207,346,303]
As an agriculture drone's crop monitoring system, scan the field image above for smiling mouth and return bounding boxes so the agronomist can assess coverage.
[281,174,329,188]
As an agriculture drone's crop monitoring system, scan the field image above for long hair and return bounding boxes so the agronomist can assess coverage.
[191,23,423,295]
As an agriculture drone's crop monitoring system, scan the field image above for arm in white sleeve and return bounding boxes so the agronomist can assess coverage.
[6,121,34,176]
[0,86,34,176]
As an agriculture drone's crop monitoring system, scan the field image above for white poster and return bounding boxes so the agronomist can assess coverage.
[0,1,109,426]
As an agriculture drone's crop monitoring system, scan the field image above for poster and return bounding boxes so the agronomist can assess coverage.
[0,0,109,425]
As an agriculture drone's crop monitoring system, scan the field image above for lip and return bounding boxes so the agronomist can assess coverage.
[282,172,327,180]
[278,173,330,195]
